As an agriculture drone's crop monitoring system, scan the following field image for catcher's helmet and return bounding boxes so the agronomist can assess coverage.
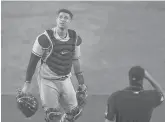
[16,89,39,118]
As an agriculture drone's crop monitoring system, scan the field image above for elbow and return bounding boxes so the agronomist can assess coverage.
[72,57,80,61]
[105,119,111,122]
[72,58,80,65]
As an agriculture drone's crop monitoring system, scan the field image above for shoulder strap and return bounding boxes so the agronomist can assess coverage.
[68,29,77,45]
[40,29,54,63]
[46,29,54,41]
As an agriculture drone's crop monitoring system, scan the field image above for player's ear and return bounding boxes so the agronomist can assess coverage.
[56,16,58,20]
[68,15,73,22]
[56,16,59,23]
[67,18,72,23]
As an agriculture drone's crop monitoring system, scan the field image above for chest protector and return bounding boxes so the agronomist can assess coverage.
[43,29,77,76]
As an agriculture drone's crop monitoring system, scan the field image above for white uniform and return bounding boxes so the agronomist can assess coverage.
[32,27,81,112]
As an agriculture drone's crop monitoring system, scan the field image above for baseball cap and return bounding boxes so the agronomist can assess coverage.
[129,66,145,81]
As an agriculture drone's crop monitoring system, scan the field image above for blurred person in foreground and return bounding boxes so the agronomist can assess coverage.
[105,66,164,122]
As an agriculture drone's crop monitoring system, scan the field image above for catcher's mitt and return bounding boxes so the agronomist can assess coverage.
[16,89,39,118]
[76,84,88,108]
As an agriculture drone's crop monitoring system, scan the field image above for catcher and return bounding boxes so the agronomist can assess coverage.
[17,8,87,122]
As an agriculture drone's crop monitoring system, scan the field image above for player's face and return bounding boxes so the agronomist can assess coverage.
[56,12,71,29]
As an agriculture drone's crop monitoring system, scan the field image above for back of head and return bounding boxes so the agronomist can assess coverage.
[129,66,145,87]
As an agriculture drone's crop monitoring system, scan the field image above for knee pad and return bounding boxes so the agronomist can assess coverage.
[64,106,83,122]
[45,108,62,122]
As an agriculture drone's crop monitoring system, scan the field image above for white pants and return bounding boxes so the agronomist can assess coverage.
[37,74,78,113]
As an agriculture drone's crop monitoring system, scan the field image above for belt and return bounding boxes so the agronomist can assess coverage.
[56,75,69,81]
[41,75,69,81]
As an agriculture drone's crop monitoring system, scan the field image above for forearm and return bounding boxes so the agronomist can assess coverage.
[25,53,40,83]
[105,119,110,122]
[148,78,164,96]
[145,71,164,96]
[105,119,114,122]
[72,59,84,85]
[25,64,36,82]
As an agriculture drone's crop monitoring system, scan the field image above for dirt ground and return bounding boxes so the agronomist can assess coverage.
[1,1,165,122]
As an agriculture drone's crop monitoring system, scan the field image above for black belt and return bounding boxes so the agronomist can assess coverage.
[56,75,69,81]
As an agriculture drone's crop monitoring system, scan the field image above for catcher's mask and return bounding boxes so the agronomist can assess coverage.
[16,89,39,118]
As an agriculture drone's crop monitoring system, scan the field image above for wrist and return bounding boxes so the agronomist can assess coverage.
[79,84,87,88]
[79,81,84,85]
[78,76,84,85]
[75,71,84,85]
[78,84,87,92]
[75,71,83,76]
[25,81,31,84]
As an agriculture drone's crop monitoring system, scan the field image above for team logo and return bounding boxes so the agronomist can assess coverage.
[60,50,70,55]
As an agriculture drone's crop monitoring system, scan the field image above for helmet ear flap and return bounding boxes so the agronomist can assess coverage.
[16,89,39,118]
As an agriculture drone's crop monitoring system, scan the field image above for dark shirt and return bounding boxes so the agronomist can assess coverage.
[105,86,164,122]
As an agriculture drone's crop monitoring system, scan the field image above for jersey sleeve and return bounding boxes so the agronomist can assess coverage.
[76,35,82,46]
[105,94,116,121]
[32,33,50,57]
[150,90,164,107]
[72,34,82,60]
[72,46,81,60]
